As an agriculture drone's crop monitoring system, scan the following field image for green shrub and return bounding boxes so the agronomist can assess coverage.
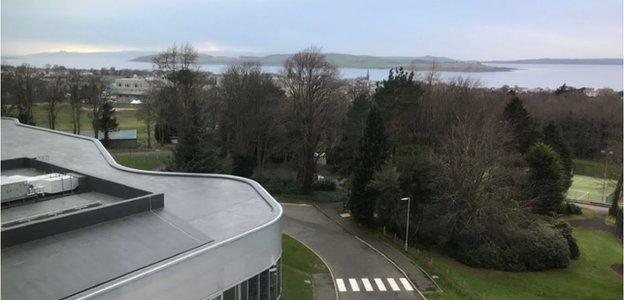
[560,202,582,215]
[450,221,572,271]
[312,177,336,191]
[254,176,299,195]
[554,220,580,259]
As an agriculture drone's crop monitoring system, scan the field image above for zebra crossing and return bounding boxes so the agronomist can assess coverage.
[335,278,415,293]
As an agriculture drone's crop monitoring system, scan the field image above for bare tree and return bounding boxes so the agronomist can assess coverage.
[424,61,440,86]
[44,75,67,129]
[151,43,202,130]
[12,64,42,125]
[1,67,18,117]
[218,62,286,176]
[83,77,106,138]
[68,71,83,134]
[137,87,159,149]
[440,103,528,240]
[281,47,343,193]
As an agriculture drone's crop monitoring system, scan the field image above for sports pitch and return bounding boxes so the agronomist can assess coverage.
[567,174,617,204]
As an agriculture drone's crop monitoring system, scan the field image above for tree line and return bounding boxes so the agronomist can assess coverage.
[1,45,622,270]
[1,65,119,146]
[137,44,621,271]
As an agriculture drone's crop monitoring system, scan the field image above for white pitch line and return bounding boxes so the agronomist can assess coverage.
[336,279,347,292]
[399,278,414,291]
[374,278,387,291]
[348,278,360,292]
[361,278,374,291]
[387,278,400,291]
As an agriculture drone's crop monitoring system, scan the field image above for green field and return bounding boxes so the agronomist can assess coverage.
[567,174,617,204]
[282,234,329,300]
[26,103,153,148]
[391,227,622,300]
[573,159,620,180]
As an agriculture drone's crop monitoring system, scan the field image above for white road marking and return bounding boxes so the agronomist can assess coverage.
[361,278,374,291]
[399,278,414,291]
[387,278,400,291]
[336,278,347,292]
[348,278,360,292]
[374,278,387,291]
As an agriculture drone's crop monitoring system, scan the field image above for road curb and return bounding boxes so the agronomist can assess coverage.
[311,202,433,299]
[354,235,427,300]
[283,233,339,300]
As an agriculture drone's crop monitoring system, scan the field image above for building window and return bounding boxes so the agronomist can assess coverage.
[248,275,259,300]
[240,280,248,300]
[223,287,236,300]
[213,260,281,300]
[117,83,121,87]
[260,269,270,300]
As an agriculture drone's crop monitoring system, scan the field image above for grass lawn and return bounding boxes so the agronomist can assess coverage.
[112,153,172,171]
[567,174,617,204]
[573,159,620,180]
[282,234,329,300]
[387,227,622,300]
[29,103,155,148]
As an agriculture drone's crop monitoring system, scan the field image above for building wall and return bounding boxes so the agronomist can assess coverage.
[76,217,282,300]
[109,78,150,96]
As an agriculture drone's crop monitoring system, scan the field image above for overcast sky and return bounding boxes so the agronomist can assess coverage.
[2,0,622,60]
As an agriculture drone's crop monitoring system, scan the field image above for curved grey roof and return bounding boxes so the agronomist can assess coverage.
[1,118,282,299]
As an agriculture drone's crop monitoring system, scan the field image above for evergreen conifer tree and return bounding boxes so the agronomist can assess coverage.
[525,142,566,215]
[98,101,118,148]
[504,96,542,153]
[543,122,573,190]
[350,105,391,226]
[171,98,222,173]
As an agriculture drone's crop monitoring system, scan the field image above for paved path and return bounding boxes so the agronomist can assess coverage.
[282,203,425,300]
[570,203,614,232]
[314,202,440,294]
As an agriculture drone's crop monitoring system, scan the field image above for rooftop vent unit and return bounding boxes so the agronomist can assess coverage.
[1,173,80,203]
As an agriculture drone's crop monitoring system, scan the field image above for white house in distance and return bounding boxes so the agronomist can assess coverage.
[109,75,150,102]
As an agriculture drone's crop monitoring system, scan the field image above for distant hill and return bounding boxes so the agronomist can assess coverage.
[7,50,156,60]
[484,58,623,65]
[2,50,511,72]
[132,52,510,72]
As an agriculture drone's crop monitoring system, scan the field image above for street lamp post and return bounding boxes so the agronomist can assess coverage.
[601,150,614,202]
[401,197,411,252]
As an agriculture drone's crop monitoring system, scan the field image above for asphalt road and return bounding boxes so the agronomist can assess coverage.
[282,204,424,300]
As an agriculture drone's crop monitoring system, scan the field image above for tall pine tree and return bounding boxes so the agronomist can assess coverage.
[170,98,222,173]
[373,67,423,145]
[543,122,573,190]
[98,101,118,149]
[350,105,391,226]
[525,142,566,215]
[332,92,371,177]
[503,95,542,153]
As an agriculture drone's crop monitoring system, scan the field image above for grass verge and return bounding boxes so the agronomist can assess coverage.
[384,228,622,299]
[282,234,329,300]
